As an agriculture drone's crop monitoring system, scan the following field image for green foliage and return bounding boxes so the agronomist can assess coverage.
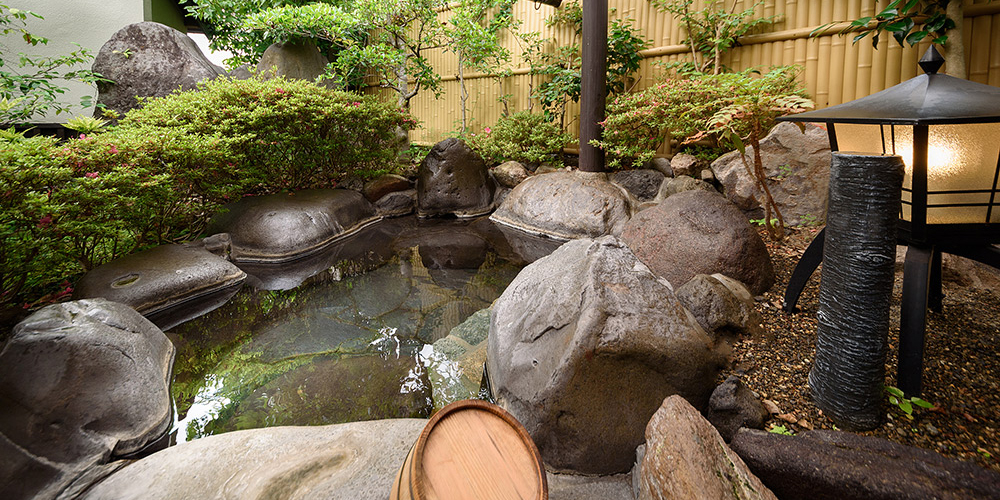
[181,0,325,69]
[813,0,954,48]
[885,385,935,420]
[1,77,411,314]
[597,67,810,238]
[467,111,570,166]
[677,143,728,163]
[653,0,776,75]
[767,423,794,435]
[123,76,415,190]
[63,115,108,134]
[0,132,73,308]
[446,0,519,134]
[524,1,648,132]
[0,3,108,126]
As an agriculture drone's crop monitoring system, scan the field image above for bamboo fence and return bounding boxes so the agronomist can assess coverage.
[364,0,1000,150]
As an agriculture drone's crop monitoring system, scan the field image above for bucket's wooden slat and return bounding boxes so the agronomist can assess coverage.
[392,399,547,500]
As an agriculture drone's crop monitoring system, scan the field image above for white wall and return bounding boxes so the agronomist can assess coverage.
[2,0,144,122]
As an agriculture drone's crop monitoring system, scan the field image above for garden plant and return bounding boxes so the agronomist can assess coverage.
[0,3,107,126]
[0,76,413,328]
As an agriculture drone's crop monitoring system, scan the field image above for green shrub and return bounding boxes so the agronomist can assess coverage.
[467,111,570,166]
[0,132,74,309]
[1,77,414,316]
[122,76,416,190]
[54,125,242,264]
[596,67,807,169]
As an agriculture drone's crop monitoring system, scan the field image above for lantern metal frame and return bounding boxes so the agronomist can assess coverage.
[777,46,1000,396]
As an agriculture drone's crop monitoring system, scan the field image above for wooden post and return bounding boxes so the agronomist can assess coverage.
[579,0,607,173]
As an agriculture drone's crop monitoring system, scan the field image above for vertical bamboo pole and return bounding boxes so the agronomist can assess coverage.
[990,14,1000,86]
[853,0,873,99]
[970,14,992,84]
[962,4,974,73]
[900,43,918,81]
[828,0,848,106]
[815,0,834,108]
[870,34,888,95]
[884,34,903,90]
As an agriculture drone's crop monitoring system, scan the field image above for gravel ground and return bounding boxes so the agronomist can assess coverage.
[730,225,1000,474]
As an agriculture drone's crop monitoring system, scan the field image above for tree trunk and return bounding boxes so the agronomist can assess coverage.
[943,0,966,79]
[458,54,469,135]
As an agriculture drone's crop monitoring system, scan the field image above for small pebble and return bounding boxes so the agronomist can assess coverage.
[926,423,940,436]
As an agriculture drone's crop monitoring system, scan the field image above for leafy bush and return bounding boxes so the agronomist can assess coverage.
[0,132,73,310]
[54,125,242,264]
[1,77,414,319]
[1,125,239,315]
[467,111,570,166]
[122,76,416,190]
[596,67,807,169]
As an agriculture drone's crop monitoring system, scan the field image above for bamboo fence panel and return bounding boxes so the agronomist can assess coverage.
[380,0,1000,147]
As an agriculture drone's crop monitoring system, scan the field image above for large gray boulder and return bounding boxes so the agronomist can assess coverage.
[80,419,427,500]
[256,40,333,87]
[490,170,634,240]
[93,22,223,117]
[710,122,831,225]
[0,299,174,500]
[208,189,380,263]
[731,428,1000,500]
[416,138,497,218]
[638,395,776,500]
[74,241,246,317]
[621,189,775,295]
[488,236,727,474]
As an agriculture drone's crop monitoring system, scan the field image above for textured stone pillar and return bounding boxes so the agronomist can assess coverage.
[809,153,904,430]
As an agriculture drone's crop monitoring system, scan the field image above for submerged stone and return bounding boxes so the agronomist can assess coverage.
[204,355,432,434]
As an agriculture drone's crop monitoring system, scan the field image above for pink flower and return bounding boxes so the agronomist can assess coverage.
[351,102,361,107]
[37,215,53,228]
[275,88,286,94]
[85,172,99,179]
[484,127,492,134]
[109,145,118,154]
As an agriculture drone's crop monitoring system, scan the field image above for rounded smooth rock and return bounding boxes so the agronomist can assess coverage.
[74,242,246,316]
[490,170,634,240]
[621,189,775,295]
[0,299,174,500]
[208,189,380,263]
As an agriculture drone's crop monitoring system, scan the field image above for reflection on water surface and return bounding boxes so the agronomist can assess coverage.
[166,216,547,442]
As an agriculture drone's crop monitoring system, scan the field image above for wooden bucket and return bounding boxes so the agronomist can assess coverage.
[390,399,548,500]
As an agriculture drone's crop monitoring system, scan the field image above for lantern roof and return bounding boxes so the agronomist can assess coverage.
[778,47,1000,126]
